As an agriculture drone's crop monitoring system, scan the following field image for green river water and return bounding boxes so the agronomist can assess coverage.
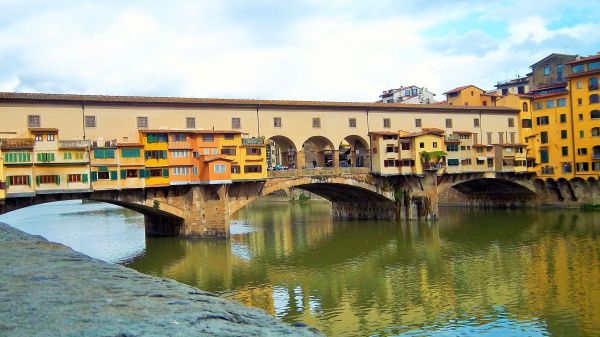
[1,200,599,336]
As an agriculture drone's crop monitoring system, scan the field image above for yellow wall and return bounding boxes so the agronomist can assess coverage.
[447,86,486,106]
[569,72,600,176]
[0,154,4,199]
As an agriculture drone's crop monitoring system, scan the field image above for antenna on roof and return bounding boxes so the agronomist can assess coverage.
[562,45,570,54]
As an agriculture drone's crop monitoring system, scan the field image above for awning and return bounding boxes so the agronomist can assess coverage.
[477,157,486,161]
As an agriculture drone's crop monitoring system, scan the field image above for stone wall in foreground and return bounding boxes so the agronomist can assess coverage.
[0,223,323,337]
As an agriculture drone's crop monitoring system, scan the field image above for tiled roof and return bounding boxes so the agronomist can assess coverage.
[0,138,34,149]
[28,127,59,132]
[117,143,144,147]
[566,53,600,65]
[203,156,234,163]
[0,92,519,113]
[368,131,399,136]
[452,130,472,134]
[443,85,484,95]
[139,129,243,134]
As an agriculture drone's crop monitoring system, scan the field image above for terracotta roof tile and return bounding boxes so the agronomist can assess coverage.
[0,138,34,149]
[29,127,59,133]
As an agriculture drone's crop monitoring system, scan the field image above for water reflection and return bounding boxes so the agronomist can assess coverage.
[125,202,600,337]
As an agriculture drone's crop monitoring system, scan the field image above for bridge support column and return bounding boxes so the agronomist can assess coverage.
[331,201,396,220]
[332,150,340,168]
[297,150,306,169]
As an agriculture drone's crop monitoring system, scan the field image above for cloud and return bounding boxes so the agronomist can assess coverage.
[0,0,598,101]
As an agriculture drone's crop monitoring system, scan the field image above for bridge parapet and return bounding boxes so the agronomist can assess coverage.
[267,167,370,179]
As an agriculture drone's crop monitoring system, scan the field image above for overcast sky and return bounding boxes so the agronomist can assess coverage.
[0,0,599,101]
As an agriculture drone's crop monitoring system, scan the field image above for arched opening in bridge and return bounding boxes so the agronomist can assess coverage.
[302,136,335,168]
[338,135,370,168]
[266,135,297,169]
[451,178,536,205]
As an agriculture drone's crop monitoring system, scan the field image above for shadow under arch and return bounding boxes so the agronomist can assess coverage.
[266,135,298,169]
[451,178,536,196]
[339,134,371,168]
[302,135,335,168]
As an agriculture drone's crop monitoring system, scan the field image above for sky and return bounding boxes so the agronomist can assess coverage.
[0,0,599,102]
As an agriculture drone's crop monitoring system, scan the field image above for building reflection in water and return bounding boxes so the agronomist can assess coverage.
[125,202,600,337]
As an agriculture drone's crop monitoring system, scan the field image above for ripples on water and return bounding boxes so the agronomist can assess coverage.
[1,200,599,337]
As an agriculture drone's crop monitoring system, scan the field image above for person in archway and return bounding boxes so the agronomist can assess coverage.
[313,160,317,168]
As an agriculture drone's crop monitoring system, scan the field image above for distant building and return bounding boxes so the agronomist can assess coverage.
[529,53,577,90]
[443,85,497,106]
[379,85,436,104]
[494,76,529,96]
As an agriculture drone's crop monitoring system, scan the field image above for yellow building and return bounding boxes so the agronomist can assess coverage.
[567,53,600,175]
[444,85,496,106]
[140,131,170,187]
[238,137,267,181]
[117,143,146,189]
[495,94,537,168]
[90,140,121,190]
[0,147,4,200]
[1,138,35,197]
[529,85,572,179]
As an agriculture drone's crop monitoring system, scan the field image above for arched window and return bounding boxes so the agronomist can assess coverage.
[592,127,600,137]
[591,94,600,104]
[592,110,600,119]
[590,77,599,91]
[522,102,529,112]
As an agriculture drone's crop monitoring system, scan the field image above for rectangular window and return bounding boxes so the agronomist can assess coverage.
[577,148,588,155]
[186,117,196,129]
[172,166,190,175]
[231,117,241,129]
[543,66,550,75]
[580,130,584,138]
[487,132,492,145]
[67,174,82,183]
[383,118,391,128]
[38,175,58,184]
[498,132,504,144]
[562,146,569,156]
[560,130,567,139]
[213,164,226,173]
[510,132,515,144]
[534,102,543,110]
[419,142,424,149]
[577,81,582,89]
[474,118,480,127]
[170,150,189,158]
[572,64,584,73]
[121,148,141,158]
[28,115,40,127]
[312,118,321,128]
[224,133,234,140]
[85,116,96,128]
[126,169,139,178]
[540,149,549,163]
[557,98,566,107]
[274,117,282,128]
[246,148,262,155]
[148,169,162,177]
[560,114,567,123]
[446,118,452,128]
[35,134,43,141]
[415,119,422,127]
[447,159,460,166]
[47,134,55,141]
[508,118,514,127]
[540,131,548,144]
[349,118,356,128]
[536,116,549,125]
[578,98,583,106]
[192,166,198,175]
[137,117,148,128]
[231,165,241,174]
[576,162,589,172]
[244,165,263,173]
[144,150,167,160]
[36,153,56,162]
[221,148,236,155]
[93,148,115,159]
[401,142,410,150]
[446,143,459,152]
[63,152,72,160]
[202,134,214,142]
[172,133,186,141]
[386,145,398,153]
[545,100,555,109]
[522,119,532,128]
[433,142,438,148]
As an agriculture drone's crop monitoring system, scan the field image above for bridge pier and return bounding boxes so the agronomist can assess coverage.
[331,201,396,220]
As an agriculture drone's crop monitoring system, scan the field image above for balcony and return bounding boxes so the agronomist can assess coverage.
[267,167,369,178]
[168,141,192,149]
[242,137,264,145]
[540,166,554,174]
[59,140,90,149]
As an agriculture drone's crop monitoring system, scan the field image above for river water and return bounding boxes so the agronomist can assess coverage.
[1,200,599,337]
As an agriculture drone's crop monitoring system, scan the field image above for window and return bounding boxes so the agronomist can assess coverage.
[502,88,508,96]
[126,169,139,178]
[447,159,459,166]
[561,130,567,139]
[572,64,584,73]
[433,142,438,148]
[144,150,167,159]
[37,175,58,185]
[461,159,472,166]
[590,61,600,71]
[28,115,40,127]
[274,117,282,128]
[591,110,600,119]
[4,152,31,163]
[229,117,241,129]
[231,165,240,174]
[508,118,514,127]
[498,132,504,144]
[593,162,600,171]
[543,66,550,75]
[37,153,55,162]
[540,131,548,144]
[536,116,549,125]
[383,118,391,128]
[577,148,588,155]
[487,132,492,145]
[401,142,410,150]
[592,127,600,136]
[244,165,262,173]
[121,148,141,158]
[474,118,480,127]
[557,98,566,107]
[470,90,474,96]
[170,150,189,158]
[576,162,589,172]
[446,143,459,152]
[545,100,555,109]
[560,114,567,123]
[590,77,599,91]
[221,148,236,155]
[186,117,196,129]
[212,148,218,155]
[172,133,186,141]
[590,94,599,104]
[193,166,198,175]
[47,134,55,141]
[510,132,515,144]
[63,152,72,160]
[224,133,234,140]
[172,166,190,175]
[561,146,569,156]
[94,148,115,159]
[577,81,582,89]
[464,102,469,106]
[522,102,528,112]
[348,118,356,128]
[557,64,563,81]
[540,149,549,163]
[482,101,487,106]
[578,98,583,106]
[415,119,422,127]
[383,160,398,167]
[534,102,543,110]
[580,130,585,138]
[522,119,532,128]
[518,86,525,94]
[246,148,262,155]
[85,116,96,128]
[67,174,82,183]
[446,118,452,128]
[202,134,214,142]
[9,175,30,186]
[147,169,162,177]
[137,117,148,128]
[211,164,225,173]
[312,117,321,128]
[203,148,210,155]
[34,134,42,141]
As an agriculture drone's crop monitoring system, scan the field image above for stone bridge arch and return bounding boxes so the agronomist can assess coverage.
[228,174,396,219]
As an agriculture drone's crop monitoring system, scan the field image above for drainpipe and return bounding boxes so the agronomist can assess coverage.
[256,104,261,137]
[568,84,576,178]
[367,107,373,172]
[82,103,86,140]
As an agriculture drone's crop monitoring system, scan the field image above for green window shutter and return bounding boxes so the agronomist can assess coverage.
[162,168,169,177]
[50,153,55,162]
[139,169,146,178]
[82,174,88,183]
[37,153,42,161]
[26,153,31,162]
[110,171,118,180]
[36,176,41,186]
[91,171,98,181]
[107,149,115,158]
[5,178,9,188]
[147,134,156,143]
[56,175,60,185]
[93,149,104,159]
[120,169,126,179]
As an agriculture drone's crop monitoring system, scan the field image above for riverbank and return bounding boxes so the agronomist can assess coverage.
[0,223,323,337]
